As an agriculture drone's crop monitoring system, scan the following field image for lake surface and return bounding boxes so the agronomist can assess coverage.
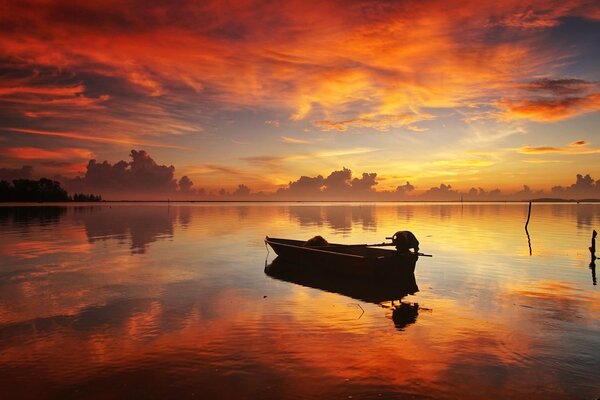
[0,202,598,399]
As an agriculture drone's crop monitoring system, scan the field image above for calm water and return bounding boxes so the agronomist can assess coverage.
[0,203,598,399]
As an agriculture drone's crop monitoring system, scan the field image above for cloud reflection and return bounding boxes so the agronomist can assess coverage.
[0,203,599,398]
[287,205,376,233]
[76,206,176,254]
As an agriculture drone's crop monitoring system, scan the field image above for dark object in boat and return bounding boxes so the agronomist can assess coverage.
[265,236,419,277]
[387,230,419,253]
[304,235,329,247]
[265,256,418,304]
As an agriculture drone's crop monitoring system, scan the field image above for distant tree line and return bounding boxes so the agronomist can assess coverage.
[71,193,103,202]
[0,179,102,202]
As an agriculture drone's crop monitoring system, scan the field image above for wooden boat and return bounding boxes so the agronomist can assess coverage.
[264,236,419,277]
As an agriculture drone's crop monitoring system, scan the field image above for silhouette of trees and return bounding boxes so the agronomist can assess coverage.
[72,193,103,202]
[0,179,102,202]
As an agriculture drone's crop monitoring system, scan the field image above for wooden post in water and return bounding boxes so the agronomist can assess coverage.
[590,230,597,286]
[591,230,597,260]
[525,201,532,256]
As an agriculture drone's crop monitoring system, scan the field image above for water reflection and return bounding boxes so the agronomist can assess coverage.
[0,206,67,227]
[265,256,419,329]
[391,302,419,330]
[0,203,599,399]
[265,257,419,304]
[288,205,376,232]
[75,206,176,254]
[591,229,597,286]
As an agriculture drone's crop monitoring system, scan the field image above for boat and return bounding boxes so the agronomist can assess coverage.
[264,232,421,277]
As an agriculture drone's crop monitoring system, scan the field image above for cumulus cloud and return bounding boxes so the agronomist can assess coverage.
[513,185,544,199]
[552,174,600,198]
[276,175,325,199]
[3,149,599,201]
[0,165,33,181]
[233,184,251,197]
[64,150,201,199]
[275,168,378,199]
[420,184,461,201]
[395,182,415,196]
[178,176,194,193]
[464,187,503,200]
[351,173,378,192]
[323,168,353,194]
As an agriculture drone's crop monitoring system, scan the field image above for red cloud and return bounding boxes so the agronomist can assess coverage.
[1,0,598,134]
[1,147,95,160]
[517,143,600,154]
[6,128,190,150]
[501,93,600,121]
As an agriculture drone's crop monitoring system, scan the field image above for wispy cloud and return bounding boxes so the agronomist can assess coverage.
[569,140,587,147]
[280,136,311,144]
[5,128,190,150]
[517,142,600,154]
[1,147,94,160]
[522,159,568,163]
[314,113,434,132]
[187,164,246,176]
[242,147,379,166]
[406,125,429,132]
[432,159,496,167]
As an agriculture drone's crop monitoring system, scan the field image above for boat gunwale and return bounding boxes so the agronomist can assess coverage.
[265,237,369,260]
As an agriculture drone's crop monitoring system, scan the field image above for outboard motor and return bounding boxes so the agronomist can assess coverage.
[387,231,419,253]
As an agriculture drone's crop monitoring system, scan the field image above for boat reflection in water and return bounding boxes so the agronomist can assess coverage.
[264,256,421,330]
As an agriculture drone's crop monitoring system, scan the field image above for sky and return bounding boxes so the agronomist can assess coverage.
[1,0,600,199]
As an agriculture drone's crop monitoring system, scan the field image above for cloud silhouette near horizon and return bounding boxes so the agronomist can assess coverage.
[3,150,600,201]
[0,166,33,181]
[63,150,187,199]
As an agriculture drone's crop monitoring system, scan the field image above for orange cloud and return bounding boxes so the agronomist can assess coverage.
[314,113,434,132]
[517,143,600,154]
[2,147,94,160]
[501,93,600,121]
[0,84,86,97]
[2,0,597,133]
[569,140,587,146]
[0,0,599,189]
[280,136,311,144]
[6,128,190,150]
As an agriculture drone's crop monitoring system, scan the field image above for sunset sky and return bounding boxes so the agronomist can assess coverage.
[1,0,600,198]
